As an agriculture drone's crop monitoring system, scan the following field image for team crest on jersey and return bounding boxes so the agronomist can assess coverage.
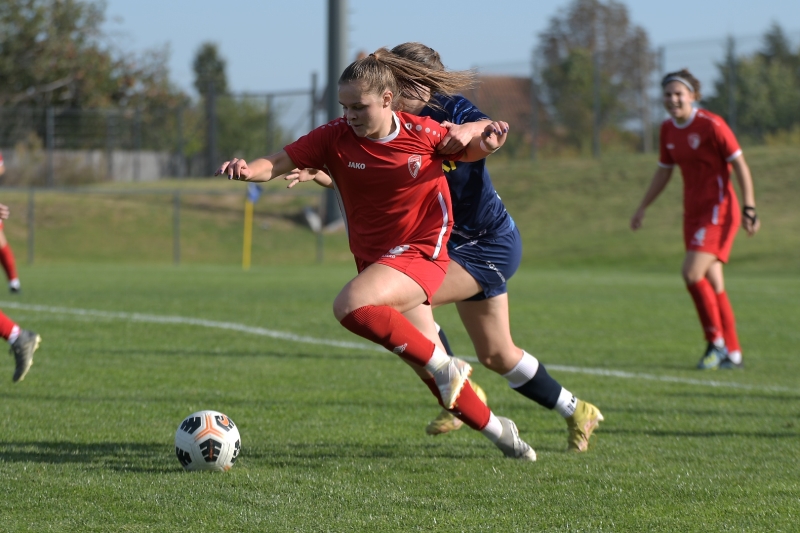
[691,227,706,246]
[408,155,422,178]
[687,133,701,150]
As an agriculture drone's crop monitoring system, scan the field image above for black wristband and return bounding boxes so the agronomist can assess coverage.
[742,205,757,223]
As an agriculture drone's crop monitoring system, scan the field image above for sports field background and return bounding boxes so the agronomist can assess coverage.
[0,146,797,531]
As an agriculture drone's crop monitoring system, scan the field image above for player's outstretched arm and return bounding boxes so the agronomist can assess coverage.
[436,119,492,156]
[730,154,760,236]
[284,168,334,189]
[215,150,296,183]
[630,166,673,231]
[459,121,509,163]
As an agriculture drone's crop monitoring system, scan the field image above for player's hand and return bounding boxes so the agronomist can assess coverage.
[630,208,645,231]
[437,122,473,155]
[0,203,9,220]
[285,168,319,189]
[215,158,252,181]
[481,121,509,152]
[742,207,760,236]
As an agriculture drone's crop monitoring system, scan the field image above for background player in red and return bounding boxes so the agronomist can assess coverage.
[216,49,536,460]
[0,202,41,381]
[631,69,760,370]
[0,152,21,293]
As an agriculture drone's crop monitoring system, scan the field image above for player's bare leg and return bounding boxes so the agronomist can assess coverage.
[335,264,473,409]
[430,262,602,451]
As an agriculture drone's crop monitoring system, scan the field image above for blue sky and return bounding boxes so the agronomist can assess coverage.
[102,0,800,96]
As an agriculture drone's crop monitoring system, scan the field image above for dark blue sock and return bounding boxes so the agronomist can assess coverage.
[437,326,454,356]
[511,363,562,409]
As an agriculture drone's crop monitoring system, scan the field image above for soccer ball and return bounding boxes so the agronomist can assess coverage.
[175,410,241,472]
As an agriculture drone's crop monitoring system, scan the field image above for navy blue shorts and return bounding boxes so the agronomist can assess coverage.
[448,225,522,301]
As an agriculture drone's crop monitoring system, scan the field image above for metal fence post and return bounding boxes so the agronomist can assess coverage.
[134,106,142,181]
[46,107,55,186]
[176,104,185,178]
[173,190,181,265]
[592,52,601,159]
[530,49,538,161]
[106,111,115,180]
[726,36,737,134]
[27,188,35,265]
[206,81,218,173]
[265,93,274,153]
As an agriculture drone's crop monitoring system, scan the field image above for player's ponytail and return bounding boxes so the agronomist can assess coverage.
[339,47,475,104]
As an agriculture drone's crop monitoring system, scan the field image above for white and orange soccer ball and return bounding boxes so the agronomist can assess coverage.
[175,410,241,472]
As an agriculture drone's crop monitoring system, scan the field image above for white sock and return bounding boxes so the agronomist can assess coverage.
[8,325,20,345]
[481,413,503,443]
[554,388,578,418]
[727,350,742,364]
[501,351,540,388]
[713,337,726,348]
[423,346,451,373]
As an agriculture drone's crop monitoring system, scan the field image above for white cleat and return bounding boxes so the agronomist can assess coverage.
[432,357,471,410]
[495,417,536,461]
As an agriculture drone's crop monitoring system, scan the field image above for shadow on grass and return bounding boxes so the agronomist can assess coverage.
[0,441,175,473]
[0,440,514,471]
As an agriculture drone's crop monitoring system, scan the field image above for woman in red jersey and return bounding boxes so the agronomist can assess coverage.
[631,69,760,370]
[216,49,536,460]
[0,153,21,293]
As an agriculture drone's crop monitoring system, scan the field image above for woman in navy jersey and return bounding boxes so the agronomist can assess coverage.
[288,43,603,453]
[218,48,536,460]
[631,69,759,370]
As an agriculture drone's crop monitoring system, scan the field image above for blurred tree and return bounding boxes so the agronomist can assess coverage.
[193,42,228,98]
[0,0,183,109]
[536,0,655,153]
[705,23,800,140]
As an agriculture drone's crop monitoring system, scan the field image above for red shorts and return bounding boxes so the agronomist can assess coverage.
[354,245,449,304]
[684,213,740,263]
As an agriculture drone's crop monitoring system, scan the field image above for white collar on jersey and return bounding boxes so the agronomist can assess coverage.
[366,112,401,144]
[671,107,698,129]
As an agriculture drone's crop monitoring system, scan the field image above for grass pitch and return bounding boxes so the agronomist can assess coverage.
[0,264,797,531]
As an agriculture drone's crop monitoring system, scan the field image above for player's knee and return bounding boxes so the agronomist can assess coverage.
[681,266,703,285]
[476,349,511,373]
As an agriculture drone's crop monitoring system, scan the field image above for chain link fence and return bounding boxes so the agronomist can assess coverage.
[0,80,322,185]
[1,30,798,187]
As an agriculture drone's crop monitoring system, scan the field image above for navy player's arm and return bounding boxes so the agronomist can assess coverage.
[458,121,509,163]
[435,95,492,156]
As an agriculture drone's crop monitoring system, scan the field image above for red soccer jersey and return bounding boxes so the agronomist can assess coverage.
[658,108,742,224]
[284,112,455,263]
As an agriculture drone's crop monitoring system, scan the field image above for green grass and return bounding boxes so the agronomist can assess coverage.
[0,146,797,530]
[0,264,797,531]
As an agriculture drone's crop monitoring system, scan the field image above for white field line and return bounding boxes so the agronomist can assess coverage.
[2,301,795,394]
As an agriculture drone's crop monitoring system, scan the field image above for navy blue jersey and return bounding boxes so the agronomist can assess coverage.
[420,94,514,244]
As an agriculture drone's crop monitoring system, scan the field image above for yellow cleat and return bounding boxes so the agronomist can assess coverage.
[425,380,487,436]
[566,400,604,452]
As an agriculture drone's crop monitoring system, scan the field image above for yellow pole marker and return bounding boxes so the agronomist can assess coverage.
[242,199,254,271]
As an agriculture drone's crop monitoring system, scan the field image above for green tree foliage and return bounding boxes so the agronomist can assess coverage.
[193,42,228,98]
[537,0,654,153]
[0,0,183,109]
[705,24,800,140]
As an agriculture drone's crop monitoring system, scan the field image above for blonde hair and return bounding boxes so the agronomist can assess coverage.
[390,42,445,71]
[339,47,474,103]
